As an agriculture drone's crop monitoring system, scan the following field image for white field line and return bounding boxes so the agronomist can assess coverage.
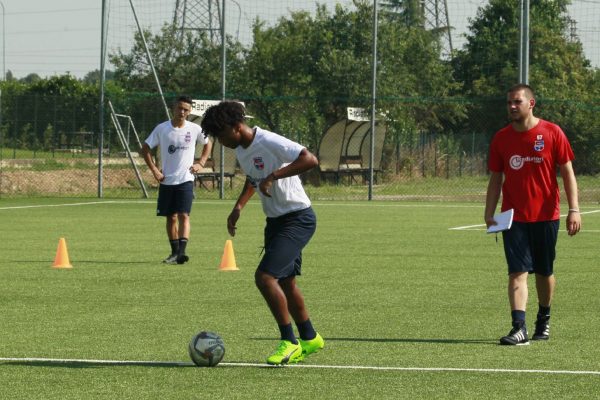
[0,200,484,211]
[0,201,121,210]
[449,209,600,231]
[1,357,599,376]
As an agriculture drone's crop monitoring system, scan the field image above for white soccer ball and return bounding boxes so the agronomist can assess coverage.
[188,331,225,367]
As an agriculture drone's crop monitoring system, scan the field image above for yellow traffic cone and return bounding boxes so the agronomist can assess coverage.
[52,238,73,269]
[219,240,238,271]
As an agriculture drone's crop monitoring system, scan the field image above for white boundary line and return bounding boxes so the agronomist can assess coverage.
[0,200,484,211]
[0,201,121,210]
[1,357,599,376]
[449,210,600,231]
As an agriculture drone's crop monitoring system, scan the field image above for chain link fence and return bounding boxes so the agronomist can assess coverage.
[1,0,599,202]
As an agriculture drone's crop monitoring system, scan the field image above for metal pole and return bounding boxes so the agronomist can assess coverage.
[0,1,6,197]
[98,0,107,198]
[219,0,226,200]
[368,0,378,201]
[0,2,4,197]
[1,0,5,80]
[129,0,170,120]
[519,0,530,84]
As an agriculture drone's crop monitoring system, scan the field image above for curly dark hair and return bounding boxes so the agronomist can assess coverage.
[201,101,247,138]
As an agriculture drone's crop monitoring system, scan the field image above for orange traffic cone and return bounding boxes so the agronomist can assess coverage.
[219,239,238,271]
[52,238,73,269]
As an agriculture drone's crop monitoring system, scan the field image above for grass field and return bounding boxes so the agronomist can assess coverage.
[0,198,599,399]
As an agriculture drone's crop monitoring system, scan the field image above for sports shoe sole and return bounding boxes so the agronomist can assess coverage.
[531,335,549,341]
[266,352,303,365]
[500,341,530,346]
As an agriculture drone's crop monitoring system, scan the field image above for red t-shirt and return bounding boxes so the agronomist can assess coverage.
[488,119,574,222]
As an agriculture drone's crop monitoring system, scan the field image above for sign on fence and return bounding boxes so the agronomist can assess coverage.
[190,100,221,117]
[347,107,370,121]
[190,100,248,121]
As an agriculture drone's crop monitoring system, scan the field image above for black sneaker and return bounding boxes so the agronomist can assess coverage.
[500,325,529,345]
[532,319,550,341]
[176,254,189,265]
[162,254,178,264]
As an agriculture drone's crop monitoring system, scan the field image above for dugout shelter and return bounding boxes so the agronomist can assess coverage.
[318,108,387,184]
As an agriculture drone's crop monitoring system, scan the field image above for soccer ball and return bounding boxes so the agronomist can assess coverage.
[188,331,225,367]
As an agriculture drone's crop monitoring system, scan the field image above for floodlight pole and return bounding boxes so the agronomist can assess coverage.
[219,0,226,200]
[519,0,530,84]
[368,0,379,201]
[0,0,4,81]
[0,1,4,198]
[98,0,108,198]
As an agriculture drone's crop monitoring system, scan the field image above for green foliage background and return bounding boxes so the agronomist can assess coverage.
[1,0,599,198]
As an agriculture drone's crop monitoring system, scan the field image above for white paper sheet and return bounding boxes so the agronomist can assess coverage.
[487,209,514,234]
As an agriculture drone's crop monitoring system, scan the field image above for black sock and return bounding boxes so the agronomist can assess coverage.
[169,240,179,255]
[537,304,551,321]
[511,310,526,328]
[178,238,188,256]
[297,319,316,341]
[278,323,297,344]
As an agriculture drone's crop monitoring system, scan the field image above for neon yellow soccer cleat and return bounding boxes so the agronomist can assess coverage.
[266,340,304,365]
[299,333,325,357]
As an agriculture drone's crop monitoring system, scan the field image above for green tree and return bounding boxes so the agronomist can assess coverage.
[108,23,246,138]
[381,0,425,26]
[0,75,106,153]
[110,24,244,97]
[20,73,42,84]
[451,0,599,173]
[236,0,464,152]
[83,69,116,85]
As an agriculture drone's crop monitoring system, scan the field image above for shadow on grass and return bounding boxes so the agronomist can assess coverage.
[0,260,154,265]
[326,337,496,345]
[0,359,194,369]
[251,337,496,345]
[0,359,276,369]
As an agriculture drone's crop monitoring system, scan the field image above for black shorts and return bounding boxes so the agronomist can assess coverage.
[502,220,559,276]
[258,207,316,280]
[156,181,194,216]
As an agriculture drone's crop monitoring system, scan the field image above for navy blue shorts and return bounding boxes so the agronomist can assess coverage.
[156,181,194,216]
[258,207,316,280]
[502,220,559,276]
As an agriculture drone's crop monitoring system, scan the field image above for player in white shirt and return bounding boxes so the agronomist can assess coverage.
[141,95,212,264]
[201,101,324,365]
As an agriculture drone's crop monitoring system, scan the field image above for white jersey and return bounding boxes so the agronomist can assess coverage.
[236,127,311,218]
[145,120,208,185]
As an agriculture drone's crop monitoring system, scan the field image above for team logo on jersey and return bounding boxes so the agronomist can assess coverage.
[168,144,189,154]
[534,134,544,151]
[509,155,524,170]
[185,132,192,143]
[253,157,265,170]
[509,154,543,170]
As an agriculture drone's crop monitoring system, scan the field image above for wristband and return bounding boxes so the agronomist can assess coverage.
[568,209,579,213]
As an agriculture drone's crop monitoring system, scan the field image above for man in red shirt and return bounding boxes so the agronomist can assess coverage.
[484,84,581,345]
